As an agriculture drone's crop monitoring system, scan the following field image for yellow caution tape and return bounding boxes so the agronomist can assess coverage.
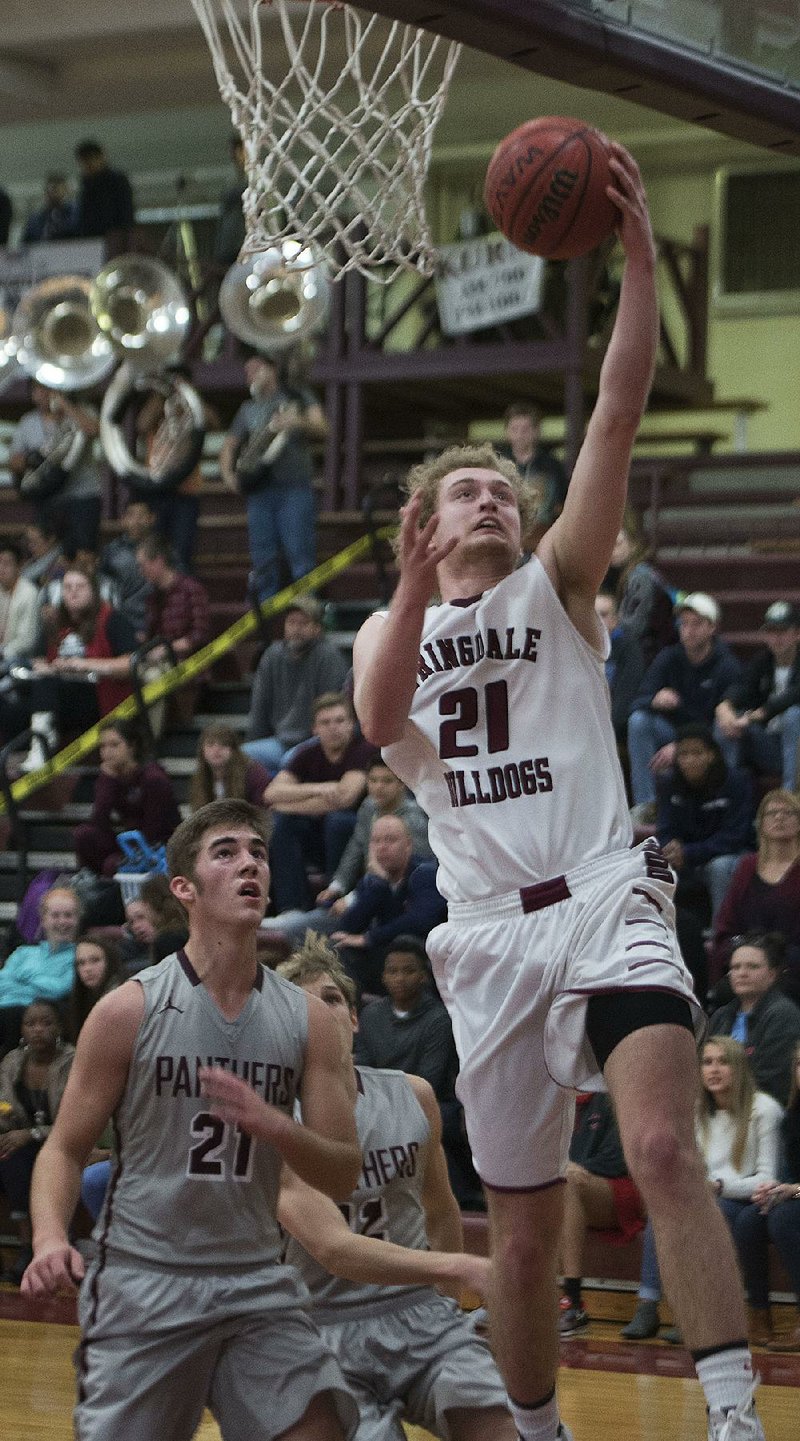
[0,527,396,816]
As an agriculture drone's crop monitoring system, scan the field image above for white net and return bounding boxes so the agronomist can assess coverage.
[190,0,460,280]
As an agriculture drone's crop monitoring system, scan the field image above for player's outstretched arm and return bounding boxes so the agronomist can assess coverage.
[22,984,143,1297]
[541,143,657,612]
[354,491,457,746]
[277,1165,490,1301]
[200,995,360,1201]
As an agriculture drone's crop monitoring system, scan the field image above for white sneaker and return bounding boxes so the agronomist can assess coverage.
[707,1381,765,1441]
[20,737,51,773]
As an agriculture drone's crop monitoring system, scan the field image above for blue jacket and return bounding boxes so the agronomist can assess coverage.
[656,764,754,867]
[0,940,76,1008]
[630,638,742,728]
[338,860,445,949]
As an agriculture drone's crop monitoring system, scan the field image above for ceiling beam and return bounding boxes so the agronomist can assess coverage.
[364,0,800,154]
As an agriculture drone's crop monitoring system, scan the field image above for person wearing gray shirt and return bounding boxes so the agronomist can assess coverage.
[20,799,360,1441]
[244,596,349,775]
[220,353,328,601]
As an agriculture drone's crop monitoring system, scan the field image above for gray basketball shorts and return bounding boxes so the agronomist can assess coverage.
[427,840,704,1190]
[319,1291,510,1441]
[75,1259,358,1441]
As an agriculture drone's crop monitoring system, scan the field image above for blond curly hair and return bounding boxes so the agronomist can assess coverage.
[402,443,541,540]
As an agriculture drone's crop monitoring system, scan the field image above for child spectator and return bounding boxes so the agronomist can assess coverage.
[68,932,124,1041]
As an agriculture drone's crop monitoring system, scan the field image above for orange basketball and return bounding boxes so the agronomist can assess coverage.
[484,117,617,260]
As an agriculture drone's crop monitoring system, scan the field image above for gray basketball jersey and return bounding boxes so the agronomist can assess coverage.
[286,1067,431,1321]
[95,950,308,1275]
[383,555,632,901]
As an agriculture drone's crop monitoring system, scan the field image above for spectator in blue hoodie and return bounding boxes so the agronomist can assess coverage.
[656,723,755,926]
[627,592,742,816]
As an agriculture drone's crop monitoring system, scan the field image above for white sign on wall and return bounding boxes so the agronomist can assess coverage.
[0,239,105,316]
[435,233,545,337]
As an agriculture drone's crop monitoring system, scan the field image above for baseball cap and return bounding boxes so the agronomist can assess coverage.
[285,596,324,623]
[676,592,720,625]
[761,600,800,630]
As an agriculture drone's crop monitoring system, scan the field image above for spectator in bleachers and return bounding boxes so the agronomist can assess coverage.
[0,186,11,246]
[498,402,567,531]
[22,173,77,243]
[710,790,800,1003]
[189,722,271,812]
[0,887,80,1057]
[352,934,482,1209]
[656,723,754,926]
[98,499,156,638]
[266,691,377,912]
[0,540,39,662]
[627,592,742,821]
[605,507,676,667]
[716,600,800,792]
[136,533,211,660]
[709,934,800,1106]
[738,1041,800,1352]
[329,815,446,995]
[622,1037,782,1346]
[559,1092,646,1336]
[8,382,103,554]
[73,717,180,878]
[5,568,135,769]
[219,351,327,602]
[258,757,433,948]
[20,520,64,593]
[134,365,217,572]
[67,932,124,1041]
[319,757,433,906]
[0,1000,75,1284]
[595,587,646,746]
[74,139,134,251]
[118,874,187,975]
[243,597,349,776]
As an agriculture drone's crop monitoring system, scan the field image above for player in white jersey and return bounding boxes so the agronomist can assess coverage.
[274,935,516,1441]
[21,799,361,1441]
[353,145,764,1441]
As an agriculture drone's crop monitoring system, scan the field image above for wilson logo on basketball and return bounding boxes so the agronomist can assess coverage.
[493,145,546,213]
[522,168,579,248]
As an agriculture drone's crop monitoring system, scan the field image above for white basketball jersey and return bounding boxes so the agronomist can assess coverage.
[383,557,632,902]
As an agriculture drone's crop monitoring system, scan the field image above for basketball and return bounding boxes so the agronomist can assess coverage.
[484,116,618,260]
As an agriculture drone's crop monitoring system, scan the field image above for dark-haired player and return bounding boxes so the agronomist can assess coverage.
[353,145,764,1441]
[22,799,360,1441]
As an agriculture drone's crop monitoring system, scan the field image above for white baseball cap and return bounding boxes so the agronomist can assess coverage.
[676,592,720,625]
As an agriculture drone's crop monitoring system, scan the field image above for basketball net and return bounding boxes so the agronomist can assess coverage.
[190,0,461,281]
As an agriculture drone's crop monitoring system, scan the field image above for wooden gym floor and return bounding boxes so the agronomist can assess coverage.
[1,1284,798,1440]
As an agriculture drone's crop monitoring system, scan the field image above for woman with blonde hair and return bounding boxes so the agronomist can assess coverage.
[622,1037,782,1345]
[189,722,271,812]
[710,788,800,1000]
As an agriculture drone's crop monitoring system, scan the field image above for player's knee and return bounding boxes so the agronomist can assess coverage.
[622,1121,695,1196]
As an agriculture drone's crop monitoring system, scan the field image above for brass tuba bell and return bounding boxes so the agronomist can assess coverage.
[12,275,116,391]
[91,254,193,369]
[219,241,329,354]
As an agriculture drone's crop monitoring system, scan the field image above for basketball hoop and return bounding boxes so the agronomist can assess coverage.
[190,0,460,281]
